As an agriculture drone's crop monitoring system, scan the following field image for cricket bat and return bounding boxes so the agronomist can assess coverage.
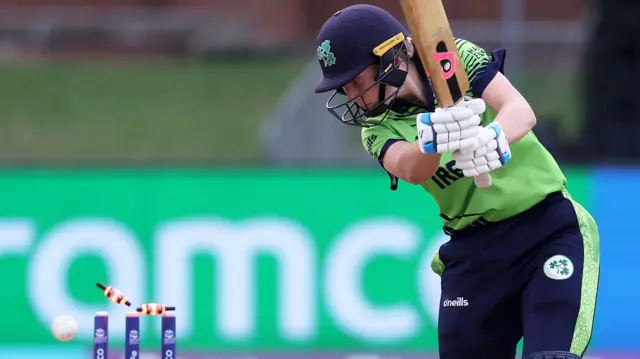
[399,0,492,188]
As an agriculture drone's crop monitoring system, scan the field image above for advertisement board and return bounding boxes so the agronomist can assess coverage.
[1,167,634,358]
[0,169,449,352]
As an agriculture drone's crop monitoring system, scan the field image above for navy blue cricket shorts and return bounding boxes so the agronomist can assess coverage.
[435,192,600,359]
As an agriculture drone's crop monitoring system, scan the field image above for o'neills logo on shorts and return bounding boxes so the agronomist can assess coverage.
[443,297,468,307]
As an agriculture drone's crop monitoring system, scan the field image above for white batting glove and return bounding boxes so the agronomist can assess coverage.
[452,122,512,177]
[416,98,486,154]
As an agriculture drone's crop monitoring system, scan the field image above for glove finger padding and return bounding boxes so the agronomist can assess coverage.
[417,109,483,154]
[475,126,497,147]
[433,122,459,133]
[457,98,487,116]
[452,149,474,162]
[473,139,497,157]
[472,163,492,175]
[430,107,474,124]
[416,98,488,154]
[485,150,500,161]
[455,115,482,130]
[433,117,481,141]
[436,126,481,144]
[452,122,512,177]
[453,158,476,170]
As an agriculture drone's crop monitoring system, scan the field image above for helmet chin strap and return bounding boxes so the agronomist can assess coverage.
[378,83,388,106]
[363,84,389,118]
[364,52,408,118]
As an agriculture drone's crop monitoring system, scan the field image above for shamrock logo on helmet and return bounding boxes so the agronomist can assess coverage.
[317,40,336,67]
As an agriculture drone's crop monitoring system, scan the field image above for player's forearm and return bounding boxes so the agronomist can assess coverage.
[482,73,537,144]
[494,97,536,144]
[383,141,441,184]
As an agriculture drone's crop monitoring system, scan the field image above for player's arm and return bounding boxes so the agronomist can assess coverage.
[482,73,536,144]
[383,141,441,184]
[457,39,536,144]
[362,129,440,185]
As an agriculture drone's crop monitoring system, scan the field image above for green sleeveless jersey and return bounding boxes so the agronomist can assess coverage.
[361,39,567,235]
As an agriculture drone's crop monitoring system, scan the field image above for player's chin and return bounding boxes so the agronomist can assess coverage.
[363,104,388,118]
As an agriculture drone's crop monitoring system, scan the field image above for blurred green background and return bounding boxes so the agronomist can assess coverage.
[0,60,306,162]
[0,57,581,162]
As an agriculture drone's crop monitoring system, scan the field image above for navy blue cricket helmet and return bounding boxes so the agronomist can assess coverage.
[314,4,411,127]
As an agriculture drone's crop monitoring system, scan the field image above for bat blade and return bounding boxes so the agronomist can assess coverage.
[400,0,492,189]
[399,0,469,108]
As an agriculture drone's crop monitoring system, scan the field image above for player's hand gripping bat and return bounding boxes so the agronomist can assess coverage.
[399,0,492,188]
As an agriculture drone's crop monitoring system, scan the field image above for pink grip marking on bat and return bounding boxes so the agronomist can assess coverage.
[431,51,457,80]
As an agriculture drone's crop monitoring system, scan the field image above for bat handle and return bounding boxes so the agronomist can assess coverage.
[474,173,492,188]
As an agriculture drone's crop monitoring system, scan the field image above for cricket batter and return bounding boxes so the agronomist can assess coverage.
[313,4,600,359]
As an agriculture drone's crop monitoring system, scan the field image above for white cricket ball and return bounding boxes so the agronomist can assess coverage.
[51,315,78,342]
